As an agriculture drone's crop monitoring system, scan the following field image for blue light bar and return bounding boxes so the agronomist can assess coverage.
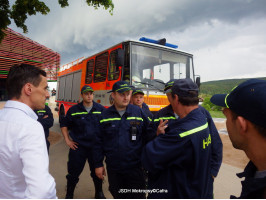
[139,37,178,49]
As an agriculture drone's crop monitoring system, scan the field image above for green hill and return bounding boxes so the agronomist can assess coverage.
[200,77,266,95]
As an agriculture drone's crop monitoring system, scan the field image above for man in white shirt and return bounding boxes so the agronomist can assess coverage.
[0,64,57,198]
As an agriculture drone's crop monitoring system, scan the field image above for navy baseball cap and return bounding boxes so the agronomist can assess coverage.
[164,79,177,93]
[210,79,266,128]
[132,88,144,95]
[171,78,199,97]
[109,81,133,93]
[81,85,94,94]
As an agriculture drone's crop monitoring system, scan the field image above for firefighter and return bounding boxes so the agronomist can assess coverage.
[131,88,153,120]
[60,85,106,199]
[34,104,54,152]
[130,88,153,189]
[152,79,222,197]
[141,78,215,198]
[94,81,152,199]
[210,79,266,198]
[153,79,179,132]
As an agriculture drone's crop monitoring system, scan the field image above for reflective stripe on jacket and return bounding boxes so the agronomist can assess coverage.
[142,108,213,198]
[60,101,106,148]
[34,105,54,138]
[94,104,151,171]
[153,104,223,177]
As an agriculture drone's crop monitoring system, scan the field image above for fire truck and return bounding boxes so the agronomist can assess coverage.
[55,37,200,119]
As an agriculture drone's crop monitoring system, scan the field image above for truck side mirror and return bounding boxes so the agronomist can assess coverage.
[116,48,125,69]
[196,76,201,88]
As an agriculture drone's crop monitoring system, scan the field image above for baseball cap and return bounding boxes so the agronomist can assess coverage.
[109,81,133,93]
[132,88,144,96]
[81,85,94,94]
[171,78,199,97]
[164,79,177,93]
[210,79,266,128]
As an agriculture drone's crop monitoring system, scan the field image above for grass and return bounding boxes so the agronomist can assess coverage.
[209,110,225,118]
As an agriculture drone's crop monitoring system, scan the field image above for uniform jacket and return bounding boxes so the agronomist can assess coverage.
[34,105,54,139]
[231,161,266,199]
[153,104,176,132]
[94,104,151,171]
[153,105,222,177]
[60,101,106,148]
[141,108,213,198]
[142,102,153,121]
[199,106,223,177]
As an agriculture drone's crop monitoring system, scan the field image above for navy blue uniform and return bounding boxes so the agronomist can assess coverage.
[34,105,54,151]
[199,106,223,178]
[153,104,177,132]
[142,102,153,121]
[142,108,213,198]
[94,104,151,198]
[153,104,222,178]
[60,101,106,185]
[231,161,266,199]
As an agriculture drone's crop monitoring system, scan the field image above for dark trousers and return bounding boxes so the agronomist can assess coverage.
[107,167,146,199]
[66,146,98,184]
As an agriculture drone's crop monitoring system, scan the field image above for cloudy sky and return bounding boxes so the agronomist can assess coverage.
[9,0,266,82]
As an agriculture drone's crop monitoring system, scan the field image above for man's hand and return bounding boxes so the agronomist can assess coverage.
[95,167,106,180]
[65,139,79,150]
[156,119,168,136]
[43,115,48,119]
[61,127,78,150]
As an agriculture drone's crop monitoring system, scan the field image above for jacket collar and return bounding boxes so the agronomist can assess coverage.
[4,100,38,120]
[108,103,134,116]
[165,104,174,114]
[77,101,97,112]
[237,161,256,178]
[236,161,266,198]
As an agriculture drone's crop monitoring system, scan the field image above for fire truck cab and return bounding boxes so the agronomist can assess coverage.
[56,37,200,119]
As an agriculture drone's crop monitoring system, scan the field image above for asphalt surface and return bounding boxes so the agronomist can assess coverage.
[50,118,113,199]
[50,118,242,199]
[0,101,242,199]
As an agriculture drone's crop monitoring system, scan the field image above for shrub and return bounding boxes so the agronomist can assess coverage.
[202,96,222,111]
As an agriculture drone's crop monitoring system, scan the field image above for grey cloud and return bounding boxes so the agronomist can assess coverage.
[20,0,266,46]
[8,0,266,80]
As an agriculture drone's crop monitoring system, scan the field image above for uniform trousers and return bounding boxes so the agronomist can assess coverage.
[67,145,98,183]
[107,167,146,199]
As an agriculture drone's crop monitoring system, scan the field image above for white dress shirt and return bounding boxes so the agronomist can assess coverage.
[0,100,57,199]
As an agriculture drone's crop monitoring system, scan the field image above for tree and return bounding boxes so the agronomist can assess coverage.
[0,0,114,42]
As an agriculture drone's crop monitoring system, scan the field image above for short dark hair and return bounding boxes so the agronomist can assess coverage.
[6,64,46,99]
[253,124,266,138]
[231,110,239,120]
[172,91,199,106]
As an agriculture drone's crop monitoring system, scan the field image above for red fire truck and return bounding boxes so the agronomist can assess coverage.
[55,37,200,119]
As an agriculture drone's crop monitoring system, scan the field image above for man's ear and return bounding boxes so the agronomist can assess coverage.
[237,116,248,134]
[174,94,179,104]
[111,92,115,99]
[23,83,32,96]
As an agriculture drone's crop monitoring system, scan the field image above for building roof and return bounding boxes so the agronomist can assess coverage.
[0,28,60,80]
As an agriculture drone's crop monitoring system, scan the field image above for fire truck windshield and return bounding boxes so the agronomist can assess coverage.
[131,44,194,90]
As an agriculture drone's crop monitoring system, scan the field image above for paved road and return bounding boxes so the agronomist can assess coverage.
[49,137,113,199]
[212,118,226,123]
[1,101,241,198]
[50,118,113,199]
[50,119,242,199]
